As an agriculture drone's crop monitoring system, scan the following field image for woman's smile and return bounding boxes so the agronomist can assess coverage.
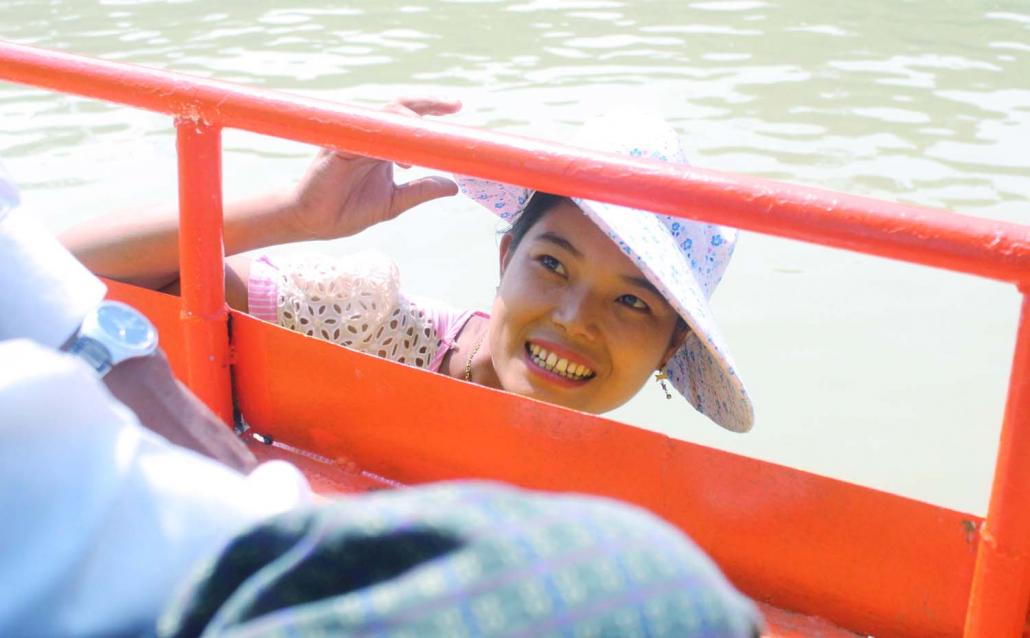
[524,339,597,385]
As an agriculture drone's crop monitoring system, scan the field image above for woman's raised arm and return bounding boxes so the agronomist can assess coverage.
[59,192,305,296]
[59,97,462,306]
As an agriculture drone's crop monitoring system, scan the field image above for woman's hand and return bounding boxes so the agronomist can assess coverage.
[287,97,463,240]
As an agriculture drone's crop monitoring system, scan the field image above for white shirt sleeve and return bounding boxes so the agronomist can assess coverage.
[0,213,106,348]
[0,340,312,637]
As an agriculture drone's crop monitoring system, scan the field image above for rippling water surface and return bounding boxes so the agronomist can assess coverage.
[2,0,1028,514]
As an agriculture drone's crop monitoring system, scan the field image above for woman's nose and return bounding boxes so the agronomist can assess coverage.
[551,288,600,340]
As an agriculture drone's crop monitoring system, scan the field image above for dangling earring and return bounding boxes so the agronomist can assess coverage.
[655,371,672,400]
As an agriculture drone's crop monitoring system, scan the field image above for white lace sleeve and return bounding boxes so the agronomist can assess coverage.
[263,252,441,369]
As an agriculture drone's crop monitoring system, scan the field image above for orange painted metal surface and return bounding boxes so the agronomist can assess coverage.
[965,293,1030,638]
[7,39,1030,636]
[756,606,864,638]
[229,308,983,637]
[106,281,1013,636]
[174,121,233,423]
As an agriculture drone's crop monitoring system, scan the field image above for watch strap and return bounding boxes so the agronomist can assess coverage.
[68,336,114,377]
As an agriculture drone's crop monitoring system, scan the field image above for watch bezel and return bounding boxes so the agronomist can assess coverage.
[73,300,159,375]
[90,300,159,354]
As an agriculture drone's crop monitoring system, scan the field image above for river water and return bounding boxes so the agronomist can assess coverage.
[2,0,1028,515]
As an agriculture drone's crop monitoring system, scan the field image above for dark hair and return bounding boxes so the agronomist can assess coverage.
[502,192,564,265]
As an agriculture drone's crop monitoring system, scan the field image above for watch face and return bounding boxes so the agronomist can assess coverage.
[96,302,157,348]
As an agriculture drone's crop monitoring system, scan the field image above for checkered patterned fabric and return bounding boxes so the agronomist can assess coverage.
[158,482,760,638]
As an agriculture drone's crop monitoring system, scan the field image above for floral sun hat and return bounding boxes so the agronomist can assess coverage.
[455,110,754,432]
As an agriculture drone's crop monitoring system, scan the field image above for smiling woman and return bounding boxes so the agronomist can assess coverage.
[480,197,687,415]
[61,103,753,432]
[459,109,752,431]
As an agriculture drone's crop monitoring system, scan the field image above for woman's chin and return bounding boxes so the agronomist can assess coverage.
[502,373,594,412]
[497,353,621,413]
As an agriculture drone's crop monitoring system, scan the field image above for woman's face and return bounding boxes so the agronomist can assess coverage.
[488,199,684,413]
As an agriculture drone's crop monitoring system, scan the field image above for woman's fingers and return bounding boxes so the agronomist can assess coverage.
[390,175,458,217]
[389,96,462,117]
[326,97,461,164]
[383,98,462,168]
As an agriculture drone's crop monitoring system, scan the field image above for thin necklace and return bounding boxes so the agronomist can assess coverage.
[464,336,484,382]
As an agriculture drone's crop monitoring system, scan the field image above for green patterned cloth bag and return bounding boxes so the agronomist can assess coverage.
[158,482,761,638]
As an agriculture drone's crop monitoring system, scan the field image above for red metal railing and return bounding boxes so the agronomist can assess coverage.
[1,40,1027,636]
[175,120,232,422]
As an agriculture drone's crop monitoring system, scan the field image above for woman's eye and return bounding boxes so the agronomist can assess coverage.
[538,255,566,276]
[618,294,650,311]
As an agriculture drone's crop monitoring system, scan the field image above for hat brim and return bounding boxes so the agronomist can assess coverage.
[573,197,753,432]
[456,176,754,432]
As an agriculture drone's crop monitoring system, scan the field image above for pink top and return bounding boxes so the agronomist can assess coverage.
[248,253,486,373]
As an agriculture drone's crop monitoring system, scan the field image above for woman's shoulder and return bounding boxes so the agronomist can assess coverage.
[262,250,400,294]
[250,250,476,371]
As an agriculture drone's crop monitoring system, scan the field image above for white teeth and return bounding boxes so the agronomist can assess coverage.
[525,343,595,380]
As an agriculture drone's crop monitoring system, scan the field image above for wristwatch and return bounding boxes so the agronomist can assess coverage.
[67,300,159,377]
